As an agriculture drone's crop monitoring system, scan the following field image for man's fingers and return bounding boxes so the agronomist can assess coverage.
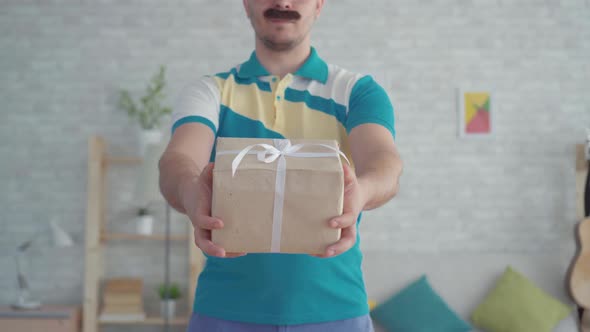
[324,226,356,257]
[200,239,226,257]
[193,228,225,257]
[329,212,357,228]
[193,225,245,258]
[195,163,215,216]
[200,162,215,185]
[192,215,224,230]
[342,162,356,188]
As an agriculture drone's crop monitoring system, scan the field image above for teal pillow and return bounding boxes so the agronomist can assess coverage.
[370,275,472,332]
[471,266,573,332]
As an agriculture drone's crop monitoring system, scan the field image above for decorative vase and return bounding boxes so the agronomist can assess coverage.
[139,128,163,155]
[160,299,176,319]
[136,214,154,235]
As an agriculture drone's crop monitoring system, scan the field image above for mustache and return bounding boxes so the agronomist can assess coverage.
[264,8,301,20]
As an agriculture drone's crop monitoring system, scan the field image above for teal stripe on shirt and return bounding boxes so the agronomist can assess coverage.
[172,115,217,135]
[284,88,347,126]
[217,105,284,141]
[215,71,231,80]
[208,105,285,162]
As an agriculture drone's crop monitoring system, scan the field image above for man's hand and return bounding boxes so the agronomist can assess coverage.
[314,124,402,258]
[319,162,366,258]
[181,162,245,258]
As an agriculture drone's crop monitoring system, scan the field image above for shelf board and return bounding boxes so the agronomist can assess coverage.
[101,232,189,242]
[99,315,188,325]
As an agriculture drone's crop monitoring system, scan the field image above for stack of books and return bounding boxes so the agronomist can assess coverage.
[98,277,146,322]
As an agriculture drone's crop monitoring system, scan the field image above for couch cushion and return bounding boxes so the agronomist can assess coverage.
[363,251,578,331]
[370,275,471,332]
[471,265,573,332]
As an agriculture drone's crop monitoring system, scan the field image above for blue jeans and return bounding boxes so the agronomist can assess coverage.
[187,313,374,332]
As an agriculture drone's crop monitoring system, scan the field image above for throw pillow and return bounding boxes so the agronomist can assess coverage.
[471,265,573,332]
[370,275,472,332]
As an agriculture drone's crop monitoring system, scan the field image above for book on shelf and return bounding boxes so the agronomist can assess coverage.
[103,293,143,305]
[104,277,143,293]
[98,312,147,322]
[100,277,145,321]
[100,303,145,319]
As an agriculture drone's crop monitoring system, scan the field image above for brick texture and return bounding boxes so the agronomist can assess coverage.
[0,2,589,328]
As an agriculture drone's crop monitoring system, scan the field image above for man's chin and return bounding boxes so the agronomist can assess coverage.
[261,37,299,52]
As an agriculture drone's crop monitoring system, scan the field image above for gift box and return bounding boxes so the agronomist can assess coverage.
[211,137,346,255]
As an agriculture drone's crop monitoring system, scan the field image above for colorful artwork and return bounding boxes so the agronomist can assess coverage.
[458,89,493,137]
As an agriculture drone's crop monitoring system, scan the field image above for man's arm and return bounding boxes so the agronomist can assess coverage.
[322,124,402,257]
[344,75,401,210]
[321,75,402,257]
[159,123,236,257]
[349,123,403,211]
[158,123,214,213]
[159,76,237,257]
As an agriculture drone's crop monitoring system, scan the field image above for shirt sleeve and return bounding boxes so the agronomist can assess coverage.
[345,75,396,139]
[171,76,220,135]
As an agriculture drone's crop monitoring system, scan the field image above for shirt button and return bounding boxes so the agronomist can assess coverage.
[272,77,277,82]
[276,96,281,100]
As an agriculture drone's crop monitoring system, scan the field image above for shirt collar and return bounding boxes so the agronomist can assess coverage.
[237,47,328,84]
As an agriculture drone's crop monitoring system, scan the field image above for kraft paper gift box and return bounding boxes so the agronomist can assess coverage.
[211,137,346,255]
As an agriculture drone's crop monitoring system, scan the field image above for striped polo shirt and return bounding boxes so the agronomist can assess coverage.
[172,47,395,325]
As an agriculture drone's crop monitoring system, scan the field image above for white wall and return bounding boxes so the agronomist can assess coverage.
[0,1,589,330]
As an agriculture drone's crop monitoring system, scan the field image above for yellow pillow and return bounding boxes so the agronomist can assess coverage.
[471,266,573,332]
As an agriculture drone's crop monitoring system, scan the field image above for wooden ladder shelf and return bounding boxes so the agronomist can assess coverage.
[83,136,203,332]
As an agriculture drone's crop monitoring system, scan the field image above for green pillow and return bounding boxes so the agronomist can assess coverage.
[370,275,472,332]
[471,266,573,332]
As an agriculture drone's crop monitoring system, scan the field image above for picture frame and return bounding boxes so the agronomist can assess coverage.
[457,88,494,138]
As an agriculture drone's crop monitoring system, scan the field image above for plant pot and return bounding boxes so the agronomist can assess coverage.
[160,299,176,319]
[139,128,163,155]
[136,215,154,235]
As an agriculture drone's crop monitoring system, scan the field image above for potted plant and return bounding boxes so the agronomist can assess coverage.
[136,207,154,235]
[118,65,172,154]
[157,282,181,319]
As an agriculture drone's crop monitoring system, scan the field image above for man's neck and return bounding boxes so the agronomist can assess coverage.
[254,40,311,78]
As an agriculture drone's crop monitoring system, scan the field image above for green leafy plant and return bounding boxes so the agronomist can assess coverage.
[137,207,150,216]
[119,65,172,130]
[157,283,181,300]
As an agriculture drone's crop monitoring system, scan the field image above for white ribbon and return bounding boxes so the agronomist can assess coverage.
[217,139,349,252]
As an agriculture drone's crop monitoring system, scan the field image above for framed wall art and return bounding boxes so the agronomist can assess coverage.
[457,88,493,138]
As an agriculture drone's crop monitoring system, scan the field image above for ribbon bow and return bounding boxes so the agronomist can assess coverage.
[225,139,349,177]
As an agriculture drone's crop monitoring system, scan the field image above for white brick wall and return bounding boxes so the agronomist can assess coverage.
[0,1,589,328]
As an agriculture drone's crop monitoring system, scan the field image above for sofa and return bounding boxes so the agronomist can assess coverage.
[363,248,579,331]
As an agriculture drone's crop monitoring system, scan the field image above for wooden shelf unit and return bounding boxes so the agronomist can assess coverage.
[83,136,203,332]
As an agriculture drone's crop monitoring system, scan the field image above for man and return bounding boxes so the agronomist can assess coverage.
[159,1,403,331]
